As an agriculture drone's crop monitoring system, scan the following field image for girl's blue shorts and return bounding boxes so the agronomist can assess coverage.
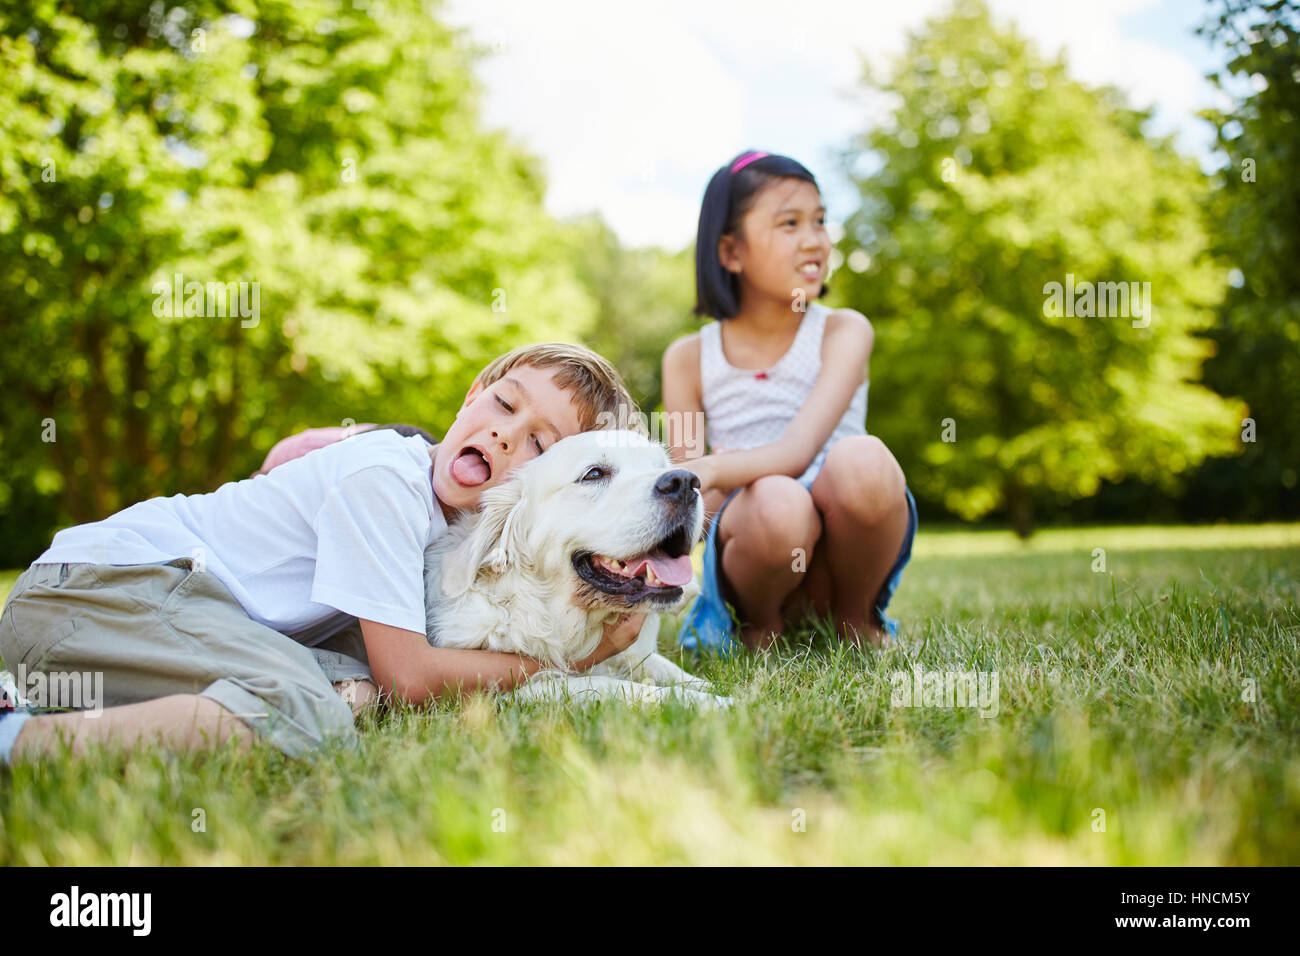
[678,477,918,654]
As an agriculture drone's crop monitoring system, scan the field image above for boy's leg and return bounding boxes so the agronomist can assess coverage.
[716,476,823,651]
[11,694,253,760]
[311,622,379,716]
[0,561,358,760]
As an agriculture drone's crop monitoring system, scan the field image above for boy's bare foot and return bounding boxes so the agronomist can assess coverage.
[334,679,379,716]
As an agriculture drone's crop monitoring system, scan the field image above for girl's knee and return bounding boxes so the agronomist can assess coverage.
[727,475,821,556]
[819,436,907,524]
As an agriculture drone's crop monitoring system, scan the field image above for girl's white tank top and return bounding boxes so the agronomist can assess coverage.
[698,302,868,485]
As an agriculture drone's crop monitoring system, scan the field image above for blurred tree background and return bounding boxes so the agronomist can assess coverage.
[558,213,694,415]
[0,0,603,563]
[829,0,1247,536]
[1182,0,1300,521]
[0,0,1294,563]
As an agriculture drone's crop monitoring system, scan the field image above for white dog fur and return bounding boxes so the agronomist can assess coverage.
[424,430,730,707]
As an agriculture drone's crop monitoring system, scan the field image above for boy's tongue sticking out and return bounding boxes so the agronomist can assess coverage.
[451,448,491,486]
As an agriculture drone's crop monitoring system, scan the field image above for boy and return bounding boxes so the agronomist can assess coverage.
[251,423,437,478]
[0,343,647,763]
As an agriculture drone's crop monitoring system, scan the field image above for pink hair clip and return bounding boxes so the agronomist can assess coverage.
[730,150,769,173]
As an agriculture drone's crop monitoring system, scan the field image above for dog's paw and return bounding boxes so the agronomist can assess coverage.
[665,685,735,709]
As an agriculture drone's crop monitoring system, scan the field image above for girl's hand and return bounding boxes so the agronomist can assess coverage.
[682,454,718,496]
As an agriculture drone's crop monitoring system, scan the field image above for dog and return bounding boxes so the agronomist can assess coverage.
[424,429,731,707]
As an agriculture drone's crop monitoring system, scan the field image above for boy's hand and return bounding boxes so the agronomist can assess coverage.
[604,611,647,653]
[572,612,647,672]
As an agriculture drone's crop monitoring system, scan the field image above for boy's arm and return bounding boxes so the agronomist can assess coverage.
[360,612,646,705]
[685,310,874,495]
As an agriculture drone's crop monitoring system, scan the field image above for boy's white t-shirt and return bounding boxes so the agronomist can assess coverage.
[36,430,445,639]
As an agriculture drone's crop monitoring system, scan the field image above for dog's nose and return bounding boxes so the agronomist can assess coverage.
[654,469,700,502]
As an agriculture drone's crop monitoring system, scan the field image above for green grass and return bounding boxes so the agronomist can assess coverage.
[2,523,1298,864]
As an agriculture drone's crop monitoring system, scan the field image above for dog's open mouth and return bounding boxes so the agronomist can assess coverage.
[572,523,695,603]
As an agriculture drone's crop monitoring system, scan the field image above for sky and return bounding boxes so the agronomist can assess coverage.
[441,0,1234,251]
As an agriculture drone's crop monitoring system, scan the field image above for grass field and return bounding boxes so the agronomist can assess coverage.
[1,523,1298,865]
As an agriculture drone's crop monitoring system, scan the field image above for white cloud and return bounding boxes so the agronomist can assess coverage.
[994,0,1217,156]
[445,0,743,248]
[444,0,1219,249]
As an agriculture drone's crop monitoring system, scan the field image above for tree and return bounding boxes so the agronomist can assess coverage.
[1188,0,1300,520]
[831,0,1246,536]
[559,213,695,414]
[0,0,596,563]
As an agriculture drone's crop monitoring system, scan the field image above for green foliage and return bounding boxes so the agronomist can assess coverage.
[0,0,596,562]
[1191,0,1300,518]
[831,0,1246,536]
[559,213,696,413]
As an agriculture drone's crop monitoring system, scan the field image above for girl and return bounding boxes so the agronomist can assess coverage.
[664,150,917,652]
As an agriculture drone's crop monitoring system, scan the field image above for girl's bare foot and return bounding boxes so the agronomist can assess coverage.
[838,615,890,649]
[740,619,783,652]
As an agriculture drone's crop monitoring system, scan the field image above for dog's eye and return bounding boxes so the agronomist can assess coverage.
[579,466,607,483]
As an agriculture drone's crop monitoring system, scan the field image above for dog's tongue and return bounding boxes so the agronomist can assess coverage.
[625,553,694,587]
[451,449,489,486]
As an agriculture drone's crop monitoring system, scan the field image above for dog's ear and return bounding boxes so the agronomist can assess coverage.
[439,478,531,596]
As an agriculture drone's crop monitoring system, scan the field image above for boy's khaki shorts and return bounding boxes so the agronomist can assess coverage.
[0,559,367,757]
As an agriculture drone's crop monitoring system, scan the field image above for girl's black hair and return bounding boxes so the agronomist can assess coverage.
[693,151,829,320]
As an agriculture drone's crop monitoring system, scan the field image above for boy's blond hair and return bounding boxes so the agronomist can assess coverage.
[474,342,644,434]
